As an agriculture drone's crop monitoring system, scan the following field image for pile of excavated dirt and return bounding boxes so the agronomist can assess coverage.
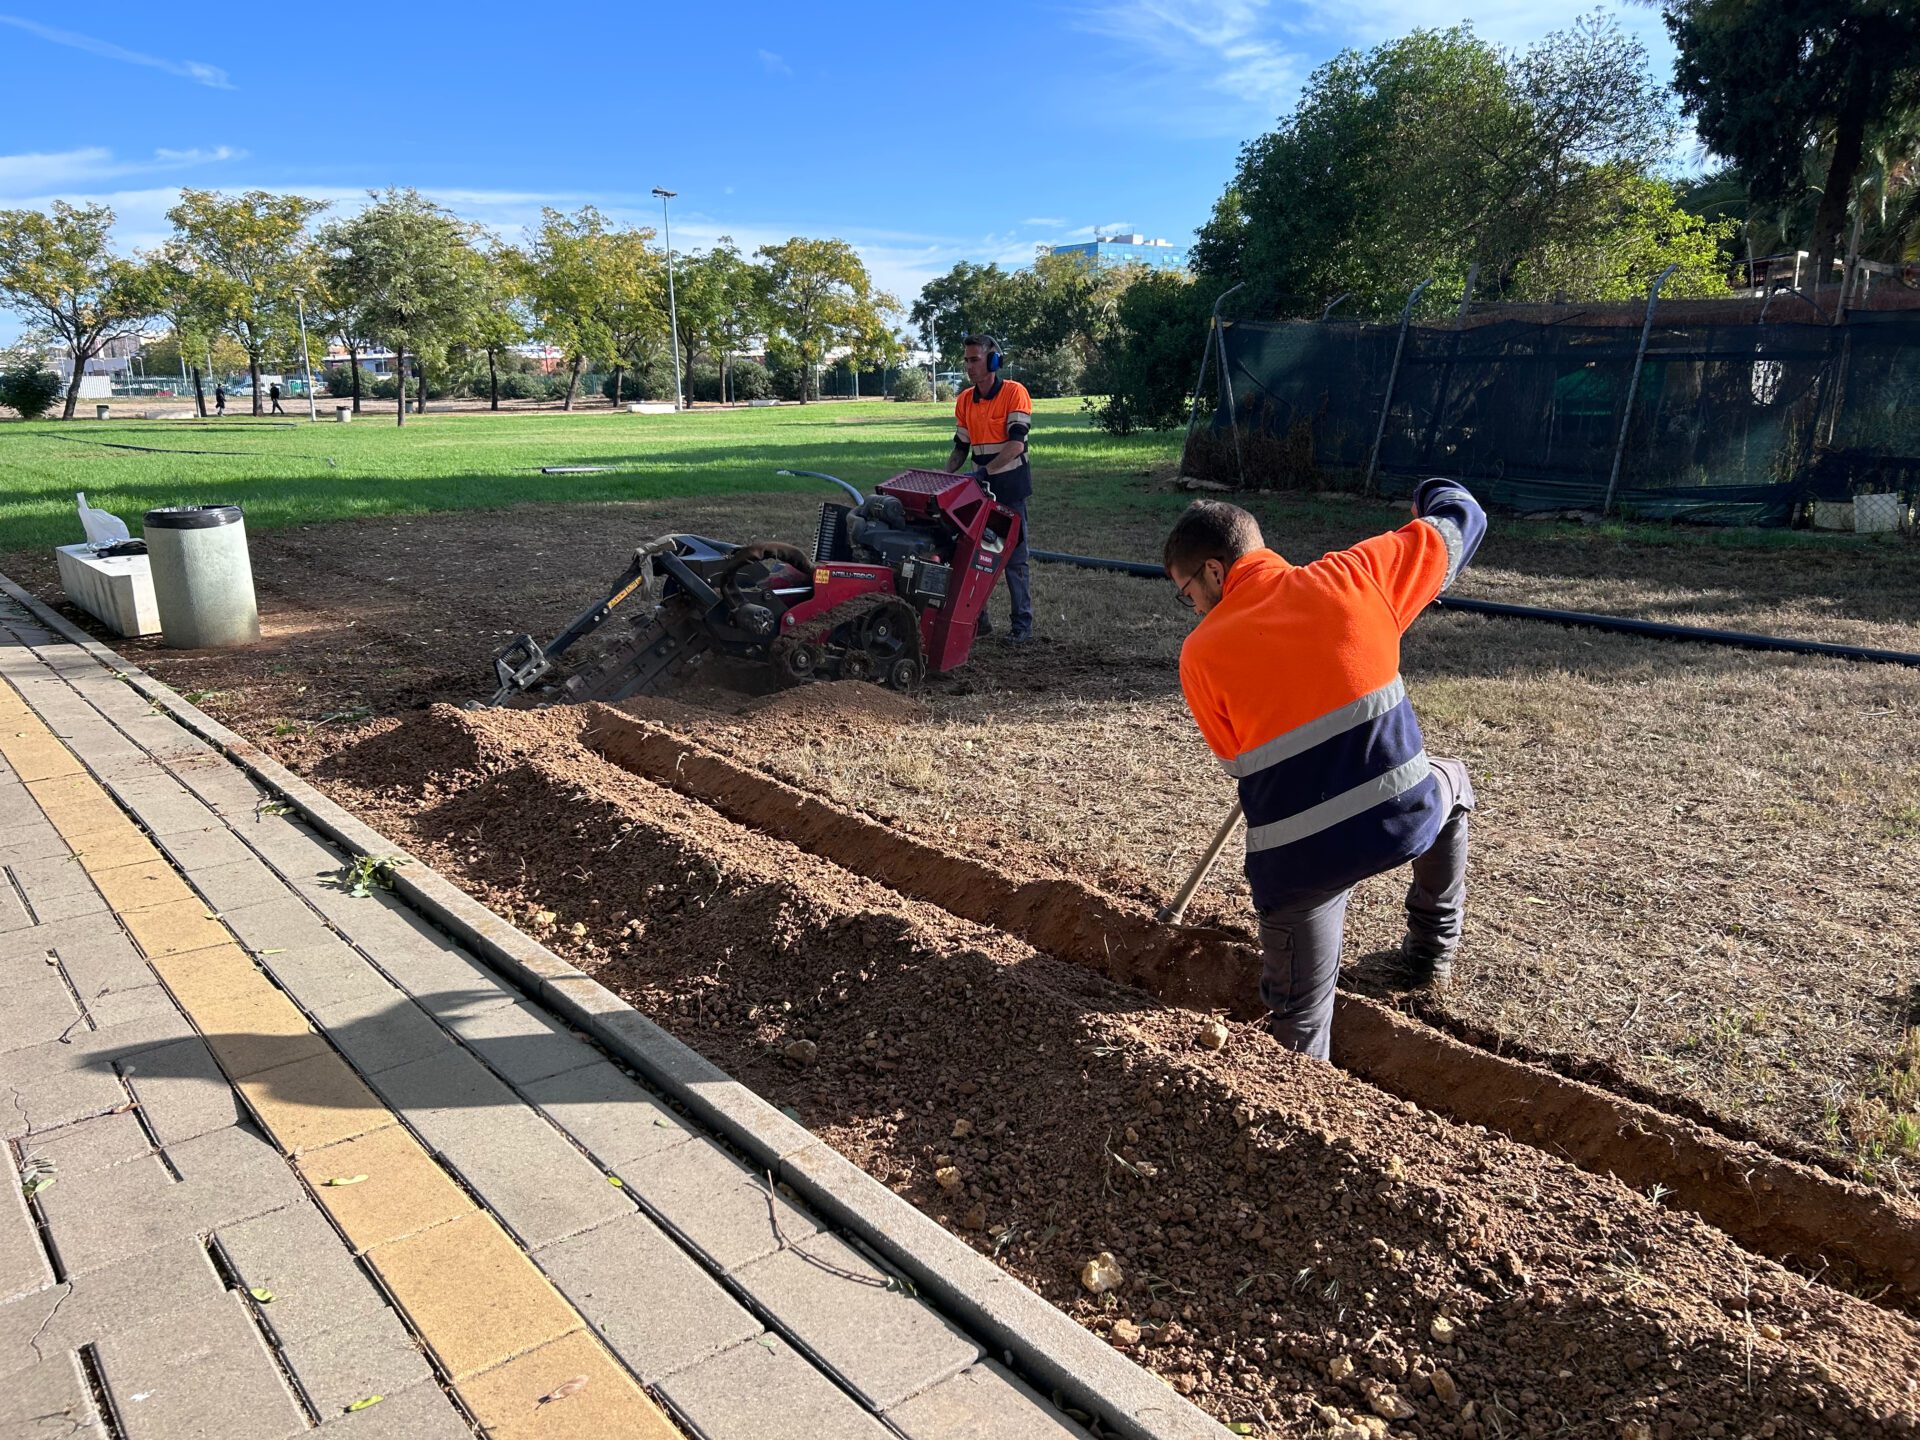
[308,704,1920,1439]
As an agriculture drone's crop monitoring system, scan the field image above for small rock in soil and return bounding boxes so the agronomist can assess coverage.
[1327,1354,1356,1380]
[1365,1382,1417,1420]
[782,1038,818,1065]
[1111,1318,1142,1347]
[951,1118,973,1138]
[1430,1314,1460,1344]
[1196,1018,1230,1050]
[935,1165,963,1192]
[1430,1369,1460,1406]
[1081,1251,1124,1294]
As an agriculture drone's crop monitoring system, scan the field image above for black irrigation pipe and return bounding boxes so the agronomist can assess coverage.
[1029,548,1920,670]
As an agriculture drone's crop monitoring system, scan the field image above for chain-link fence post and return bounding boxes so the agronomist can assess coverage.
[1602,263,1678,516]
[1364,279,1432,495]
[1182,282,1244,473]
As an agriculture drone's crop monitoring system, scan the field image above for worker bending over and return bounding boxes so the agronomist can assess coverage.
[944,335,1033,641]
[1164,481,1488,1059]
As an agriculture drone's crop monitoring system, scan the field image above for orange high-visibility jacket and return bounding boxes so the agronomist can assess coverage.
[1178,477,1487,910]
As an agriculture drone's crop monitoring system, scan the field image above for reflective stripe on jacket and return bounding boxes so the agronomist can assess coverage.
[1177,477,1487,910]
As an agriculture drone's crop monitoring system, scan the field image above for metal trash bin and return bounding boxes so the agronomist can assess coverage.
[335,405,352,423]
[144,505,261,649]
[94,404,110,421]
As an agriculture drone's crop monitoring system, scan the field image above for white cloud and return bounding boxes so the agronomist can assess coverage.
[0,146,242,190]
[1070,0,1304,133]
[1021,216,1066,228]
[0,173,1124,344]
[757,49,791,76]
[0,15,234,89]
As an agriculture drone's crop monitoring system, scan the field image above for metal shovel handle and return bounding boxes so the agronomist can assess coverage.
[1156,801,1243,926]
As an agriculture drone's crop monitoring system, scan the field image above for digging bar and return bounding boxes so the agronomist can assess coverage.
[1157,801,1243,925]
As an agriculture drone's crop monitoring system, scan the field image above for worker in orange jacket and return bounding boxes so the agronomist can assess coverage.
[1163,480,1488,1058]
[945,335,1034,640]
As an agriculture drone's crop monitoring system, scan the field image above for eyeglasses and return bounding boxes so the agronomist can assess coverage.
[1173,570,1201,610]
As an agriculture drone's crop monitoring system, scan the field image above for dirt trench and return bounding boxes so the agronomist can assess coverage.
[582,705,1920,1308]
[306,702,1920,1439]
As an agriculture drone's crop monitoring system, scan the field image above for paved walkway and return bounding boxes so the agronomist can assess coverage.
[0,590,1110,1440]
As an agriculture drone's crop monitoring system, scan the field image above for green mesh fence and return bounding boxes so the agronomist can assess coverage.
[1204,314,1920,525]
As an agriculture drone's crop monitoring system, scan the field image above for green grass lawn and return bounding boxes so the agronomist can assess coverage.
[0,399,1182,555]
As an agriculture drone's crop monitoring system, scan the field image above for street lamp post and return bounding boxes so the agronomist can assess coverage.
[293,289,318,422]
[652,187,683,412]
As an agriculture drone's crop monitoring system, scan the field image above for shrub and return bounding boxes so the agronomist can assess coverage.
[495,370,552,401]
[0,361,63,420]
[369,374,402,400]
[889,366,931,402]
[1012,343,1084,398]
[726,358,773,401]
[325,367,363,399]
[935,381,957,402]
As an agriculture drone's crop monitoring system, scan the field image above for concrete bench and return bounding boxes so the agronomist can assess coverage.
[54,544,161,637]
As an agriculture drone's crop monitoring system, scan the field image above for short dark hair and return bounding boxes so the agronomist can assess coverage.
[962,334,997,354]
[1163,500,1263,576]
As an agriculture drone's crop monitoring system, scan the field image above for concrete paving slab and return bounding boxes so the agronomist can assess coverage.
[618,1130,817,1273]
[0,1237,224,1379]
[103,776,220,836]
[22,883,110,925]
[660,1334,893,1440]
[155,822,254,873]
[520,1060,696,1172]
[94,1293,308,1440]
[7,849,94,900]
[2,1062,128,1141]
[188,855,301,913]
[198,989,334,1081]
[235,1050,396,1155]
[216,894,341,958]
[82,980,177,1030]
[313,1378,475,1437]
[144,942,287,1014]
[66,819,158,874]
[732,1231,980,1410]
[37,1151,196,1277]
[281,1305,434,1421]
[46,919,159,1023]
[455,1326,679,1440]
[120,896,230,961]
[366,1211,581,1381]
[0,1140,53,1304]
[18,1109,152,1179]
[256,931,407,1013]
[440,996,600,1088]
[534,1212,761,1384]
[215,1201,389,1346]
[0,1010,194,1092]
[120,1037,244,1144]
[0,964,83,1050]
[424,1101,634,1250]
[364,1044,519,1126]
[889,1361,1094,1439]
[0,878,33,932]
[240,813,346,887]
[0,1350,100,1436]
[296,1122,477,1253]
[308,987,457,1075]
[89,856,196,914]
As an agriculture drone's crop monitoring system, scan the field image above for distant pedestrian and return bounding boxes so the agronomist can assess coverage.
[213,383,227,417]
[269,382,284,415]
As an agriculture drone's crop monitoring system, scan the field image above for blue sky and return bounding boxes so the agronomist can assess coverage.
[0,1,1681,344]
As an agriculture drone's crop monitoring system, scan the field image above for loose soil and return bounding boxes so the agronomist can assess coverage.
[12,493,1920,1432]
[6,493,1914,1181]
[301,701,1920,1437]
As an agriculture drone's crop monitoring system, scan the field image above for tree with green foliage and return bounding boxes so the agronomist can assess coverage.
[166,189,328,414]
[0,352,63,420]
[0,202,163,420]
[150,242,236,417]
[1086,271,1212,434]
[316,189,487,426]
[463,245,528,411]
[1666,0,1920,284]
[671,239,766,403]
[599,226,666,407]
[518,207,621,410]
[911,261,1024,369]
[1515,169,1735,301]
[754,237,899,403]
[1194,18,1688,314]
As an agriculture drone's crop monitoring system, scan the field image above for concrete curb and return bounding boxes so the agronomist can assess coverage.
[0,572,1230,1440]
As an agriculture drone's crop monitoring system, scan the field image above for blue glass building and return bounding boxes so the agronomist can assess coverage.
[1036,234,1189,273]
